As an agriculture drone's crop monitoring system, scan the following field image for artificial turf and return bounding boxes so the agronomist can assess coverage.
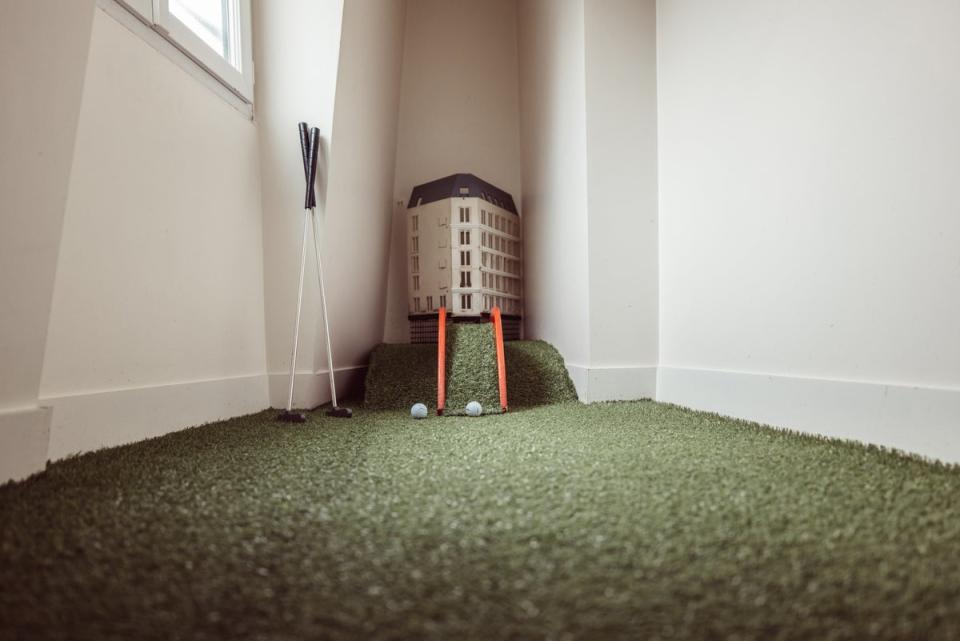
[2,401,960,640]
[363,331,578,414]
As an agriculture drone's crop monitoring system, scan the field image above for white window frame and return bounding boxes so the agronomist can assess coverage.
[110,0,254,103]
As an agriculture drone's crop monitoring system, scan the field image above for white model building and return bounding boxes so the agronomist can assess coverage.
[407,174,522,341]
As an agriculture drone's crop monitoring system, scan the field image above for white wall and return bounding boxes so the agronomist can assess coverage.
[657,0,960,461]
[254,0,346,407]
[517,0,591,387]
[39,8,270,459]
[257,0,406,408]
[583,0,659,398]
[320,0,407,393]
[518,0,659,401]
[384,0,523,342]
[0,0,96,481]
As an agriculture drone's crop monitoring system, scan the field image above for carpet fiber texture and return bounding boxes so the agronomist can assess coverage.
[2,401,960,641]
[363,332,577,413]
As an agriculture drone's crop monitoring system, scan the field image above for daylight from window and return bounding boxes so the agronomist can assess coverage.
[170,0,240,69]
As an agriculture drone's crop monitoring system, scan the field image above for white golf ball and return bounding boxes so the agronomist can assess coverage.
[465,401,482,417]
[410,403,428,419]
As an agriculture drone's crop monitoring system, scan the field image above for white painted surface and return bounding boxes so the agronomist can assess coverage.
[657,0,960,458]
[318,0,406,393]
[567,365,658,403]
[0,408,52,484]
[0,0,95,412]
[384,0,523,342]
[658,368,960,464]
[517,0,591,369]
[658,0,960,388]
[265,366,368,413]
[584,0,659,369]
[39,9,269,455]
[254,0,345,403]
[43,376,268,461]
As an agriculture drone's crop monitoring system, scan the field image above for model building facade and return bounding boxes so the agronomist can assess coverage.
[406,174,522,340]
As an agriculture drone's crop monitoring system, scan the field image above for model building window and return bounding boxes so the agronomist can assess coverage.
[411,256,419,273]
[414,297,421,312]
[459,207,470,223]
[413,275,420,291]
[461,294,472,310]
[439,295,447,309]
[426,296,433,311]
[459,230,470,245]
[481,210,486,225]
[412,236,419,252]
[460,251,471,266]
[496,256,502,271]
[460,271,472,287]
[412,215,418,232]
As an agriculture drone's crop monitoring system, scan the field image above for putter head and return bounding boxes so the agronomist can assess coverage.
[277,411,307,423]
[326,406,353,419]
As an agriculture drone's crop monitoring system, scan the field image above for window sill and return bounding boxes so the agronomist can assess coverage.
[97,0,253,119]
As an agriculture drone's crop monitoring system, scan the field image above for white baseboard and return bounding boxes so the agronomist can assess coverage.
[0,406,52,484]
[565,364,657,403]
[267,365,368,409]
[657,367,960,464]
[40,374,270,461]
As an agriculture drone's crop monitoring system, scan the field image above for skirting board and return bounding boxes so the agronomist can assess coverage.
[40,374,270,462]
[267,365,368,410]
[0,406,53,484]
[657,367,960,465]
[565,364,657,403]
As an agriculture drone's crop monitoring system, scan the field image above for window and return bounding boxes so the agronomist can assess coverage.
[459,230,471,245]
[439,257,447,269]
[459,207,470,223]
[439,295,447,309]
[460,251,471,266]
[426,296,434,311]
[461,294,473,310]
[412,275,420,291]
[460,271,472,288]
[412,215,418,232]
[482,252,488,267]
[411,256,419,273]
[481,211,487,225]
[412,236,419,252]
[113,0,254,102]
[414,297,421,312]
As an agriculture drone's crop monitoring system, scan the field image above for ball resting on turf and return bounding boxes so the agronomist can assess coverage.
[410,403,428,419]
[466,401,482,417]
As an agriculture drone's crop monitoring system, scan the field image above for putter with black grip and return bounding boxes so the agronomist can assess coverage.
[277,123,352,422]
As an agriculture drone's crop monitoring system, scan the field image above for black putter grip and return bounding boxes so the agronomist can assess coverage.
[306,127,320,209]
[298,122,315,209]
[298,122,311,180]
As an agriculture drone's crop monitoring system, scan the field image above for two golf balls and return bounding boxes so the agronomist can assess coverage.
[465,401,483,417]
[410,403,428,419]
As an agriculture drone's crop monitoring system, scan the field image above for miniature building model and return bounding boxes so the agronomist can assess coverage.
[407,173,522,342]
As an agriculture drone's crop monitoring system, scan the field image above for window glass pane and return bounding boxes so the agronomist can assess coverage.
[170,0,240,69]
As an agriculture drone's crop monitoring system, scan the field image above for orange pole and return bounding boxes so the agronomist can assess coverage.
[491,306,508,411]
[437,307,446,415]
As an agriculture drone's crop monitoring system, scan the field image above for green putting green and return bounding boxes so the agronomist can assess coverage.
[363,329,578,414]
[2,400,959,640]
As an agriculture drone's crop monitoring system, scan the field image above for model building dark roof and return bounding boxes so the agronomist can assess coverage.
[407,173,518,215]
